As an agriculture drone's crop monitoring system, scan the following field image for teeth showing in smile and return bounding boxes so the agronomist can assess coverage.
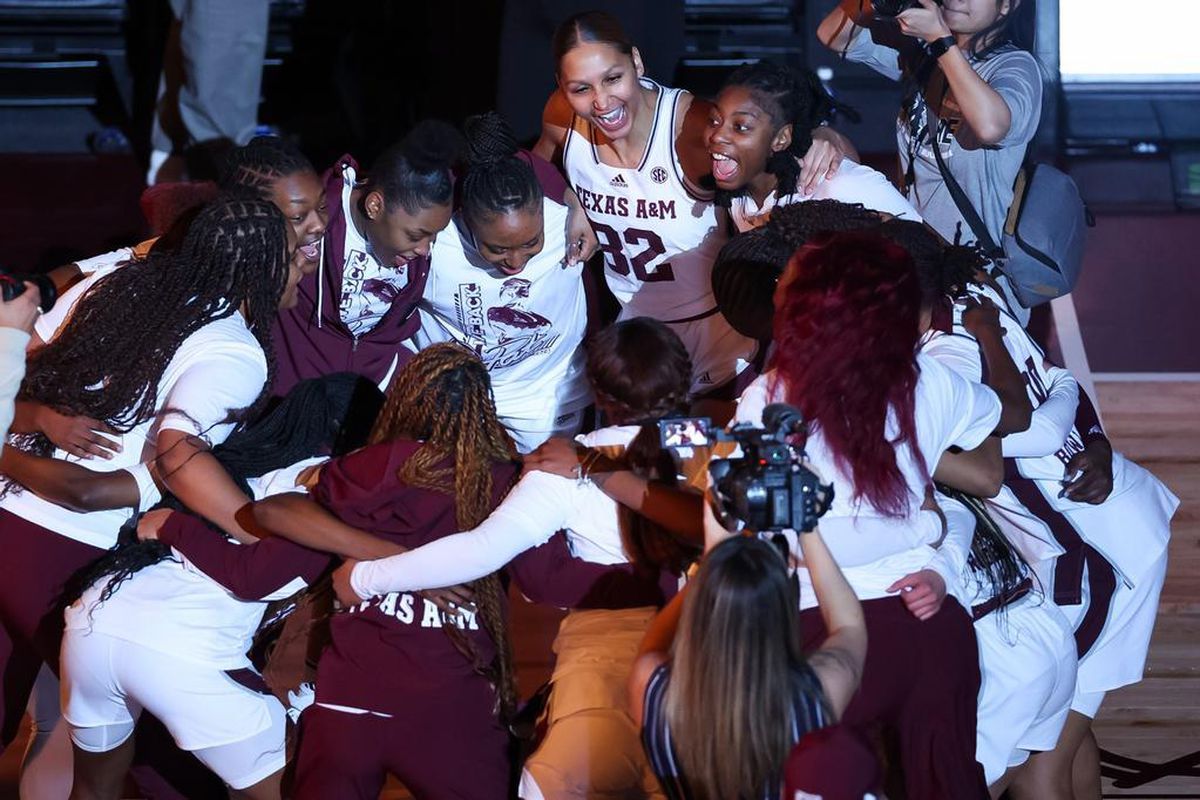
[711,153,740,181]
[597,107,625,126]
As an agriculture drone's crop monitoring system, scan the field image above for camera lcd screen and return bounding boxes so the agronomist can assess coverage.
[659,417,712,448]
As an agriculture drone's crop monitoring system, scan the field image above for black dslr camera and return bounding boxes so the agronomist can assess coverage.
[0,269,56,312]
[658,403,834,534]
[872,0,941,17]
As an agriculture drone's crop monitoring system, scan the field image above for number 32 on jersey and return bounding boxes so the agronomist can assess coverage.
[592,222,675,283]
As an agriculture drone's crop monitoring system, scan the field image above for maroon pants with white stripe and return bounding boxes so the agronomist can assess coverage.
[800,595,989,800]
[290,692,512,799]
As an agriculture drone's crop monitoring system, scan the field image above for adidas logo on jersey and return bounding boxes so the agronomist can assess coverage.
[610,174,628,188]
[697,371,714,385]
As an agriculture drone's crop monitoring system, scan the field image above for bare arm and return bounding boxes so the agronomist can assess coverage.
[801,527,867,720]
[897,0,1013,146]
[961,300,1032,435]
[0,447,140,513]
[523,438,705,546]
[933,435,1003,498]
[534,91,572,163]
[251,492,403,560]
[629,586,686,724]
[818,0,874,54]
[156,428,258,543]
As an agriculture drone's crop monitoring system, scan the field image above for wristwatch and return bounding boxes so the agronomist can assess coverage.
[927,35,957,59]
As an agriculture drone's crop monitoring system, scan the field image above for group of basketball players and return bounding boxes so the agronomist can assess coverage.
[0,7,1178,800]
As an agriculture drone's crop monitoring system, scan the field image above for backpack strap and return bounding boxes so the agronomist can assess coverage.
[923,95,1004,258]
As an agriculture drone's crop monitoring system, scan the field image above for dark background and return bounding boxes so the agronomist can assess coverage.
[0,0,1195,372]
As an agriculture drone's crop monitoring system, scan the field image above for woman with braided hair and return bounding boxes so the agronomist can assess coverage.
[50,373,381,800]
[179,342,521,798]
[707,60,920,233]
[0,197,300,767]
[413,111,591,452]
[339,318,703,800]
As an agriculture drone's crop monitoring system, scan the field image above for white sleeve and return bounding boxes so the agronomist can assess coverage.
[34,272,103,343]
[350,470,577,597]
[125,462,162,512]
[821,164,923,221]
[155,348,267,449]
[923,494,974,605]
[1001,366,1079,458]
[920,354,1002,455]
[0,327,30,450]
[921,332,983,384]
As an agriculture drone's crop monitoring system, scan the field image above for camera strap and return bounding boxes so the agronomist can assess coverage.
[916,69,1007,259]
[771,532,803,608]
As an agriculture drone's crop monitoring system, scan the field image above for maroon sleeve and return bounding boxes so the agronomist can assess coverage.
[507,531,679,610]
[517,149,569,205]
[159,511,332,602]
[1075,386,1108,445]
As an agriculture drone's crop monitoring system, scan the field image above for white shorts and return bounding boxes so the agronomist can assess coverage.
[61,629,286,790]
[974,593,1077,784]
[1049,549,1169,717]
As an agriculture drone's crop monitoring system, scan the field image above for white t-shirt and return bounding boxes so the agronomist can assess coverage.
[63,456,325,669]
[337,165,414,337]
[414,198,592,429]
[350,425,643,599]
[4,272,268,550]
[730,159,923,233]
[734,353,1001,608]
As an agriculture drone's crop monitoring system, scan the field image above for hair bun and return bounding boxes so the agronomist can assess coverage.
[401,120,465,173]
[463,111,520,170]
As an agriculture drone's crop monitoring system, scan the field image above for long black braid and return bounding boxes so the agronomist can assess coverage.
[936,484,1031,623]
[8,199,290,492]
[460,111,543,226]
[64,373,385,611]
[762,199,883,250]
[714,61,860,209]
[876,217,989,305]
[219,135,317,199]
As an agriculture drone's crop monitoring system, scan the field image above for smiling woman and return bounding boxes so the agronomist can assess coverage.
[413,112,593,453]
[270,121,465,396]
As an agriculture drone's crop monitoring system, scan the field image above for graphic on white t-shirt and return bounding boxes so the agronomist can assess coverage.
[337,165,411,337]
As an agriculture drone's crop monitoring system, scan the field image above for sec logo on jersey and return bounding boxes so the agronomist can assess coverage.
[650,166,668,184]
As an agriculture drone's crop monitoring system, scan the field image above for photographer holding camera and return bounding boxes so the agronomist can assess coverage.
[818,0,1040,322]
[627,439,870,800]
[0,276,52,451]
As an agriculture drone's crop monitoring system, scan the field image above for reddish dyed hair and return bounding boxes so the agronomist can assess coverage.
[770,231,923,517]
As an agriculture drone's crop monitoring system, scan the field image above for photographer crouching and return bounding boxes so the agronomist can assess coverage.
[627,404,872,800]
[0,273,54,448]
